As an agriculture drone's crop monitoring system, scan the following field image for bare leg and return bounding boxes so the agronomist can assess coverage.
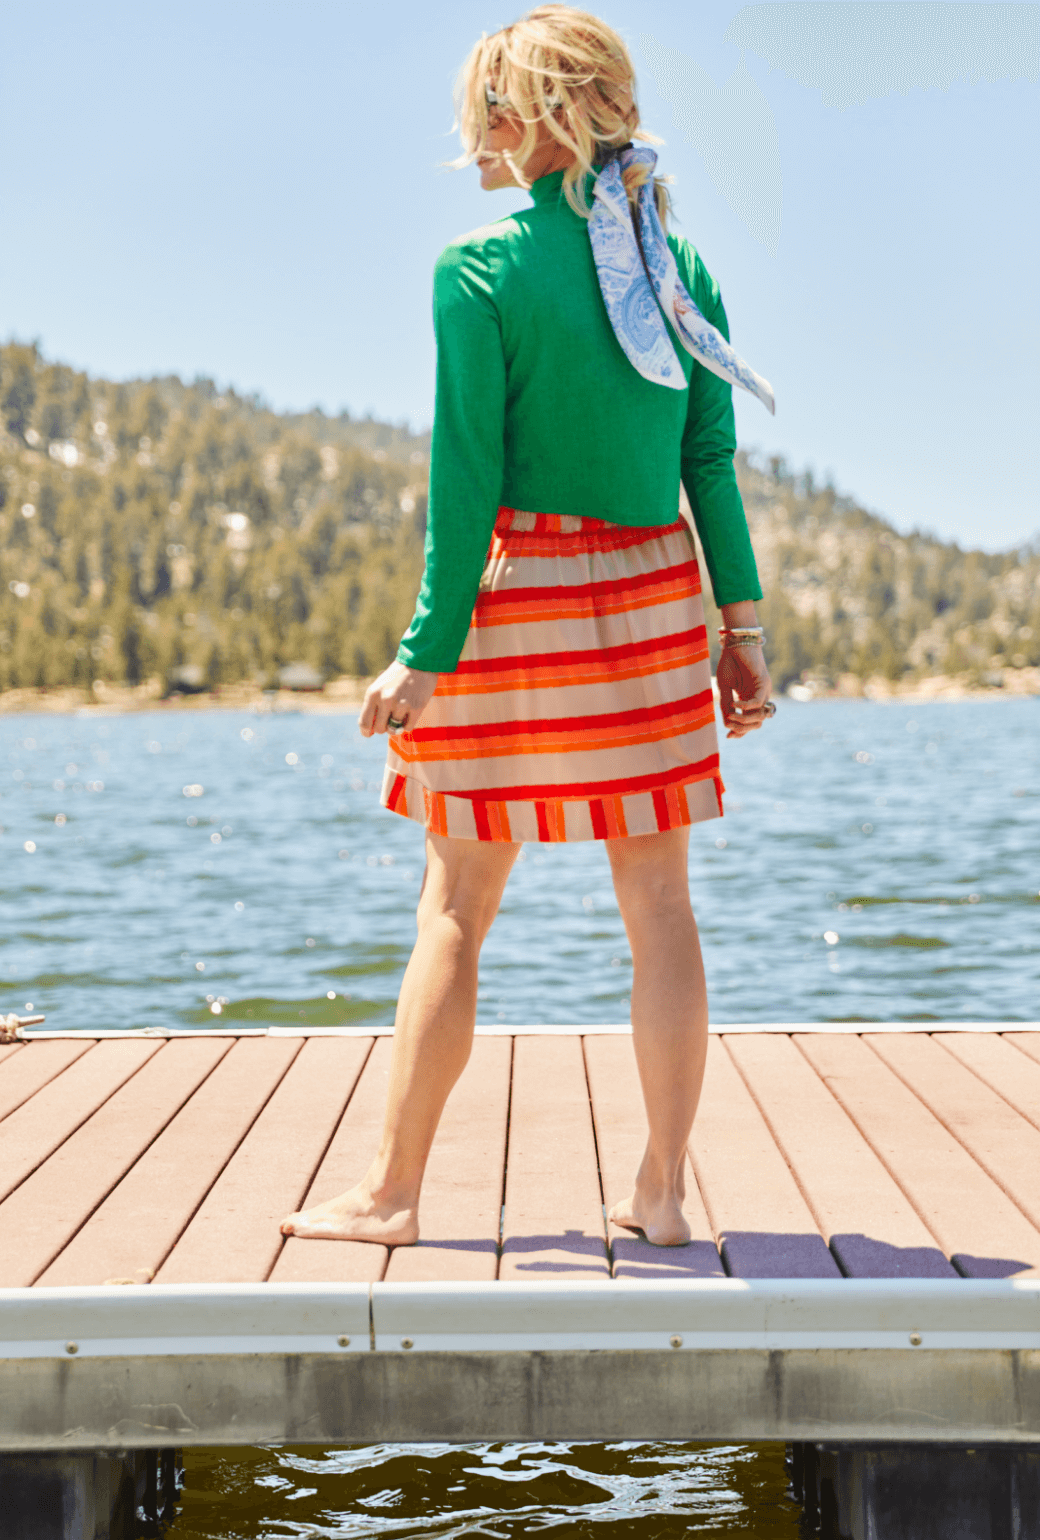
[281,830,520,1243]
[604,826,708,1245]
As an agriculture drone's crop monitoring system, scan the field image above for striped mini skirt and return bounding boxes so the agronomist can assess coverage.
[380,507,723,843]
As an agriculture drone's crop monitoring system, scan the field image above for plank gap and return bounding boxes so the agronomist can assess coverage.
[861,1033,1040,1246]
[579,1034,613,1276]
[264,1035,377,1280]
[29,1040,235,1286]
[494,1036,516,1281]
[141,1039,305,1283]
[790,1034,953,1262]
[721,1035,850,1274]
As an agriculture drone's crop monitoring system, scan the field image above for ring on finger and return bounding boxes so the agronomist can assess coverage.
[387,715,406,732]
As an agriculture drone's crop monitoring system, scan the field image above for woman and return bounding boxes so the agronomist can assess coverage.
[283,5,773,1249]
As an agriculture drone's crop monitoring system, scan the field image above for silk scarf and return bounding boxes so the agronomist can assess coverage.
[588,145,775,414]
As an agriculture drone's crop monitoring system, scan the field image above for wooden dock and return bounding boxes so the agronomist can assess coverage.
[3,1025,1040,1539]
[2,1025,1040,1289]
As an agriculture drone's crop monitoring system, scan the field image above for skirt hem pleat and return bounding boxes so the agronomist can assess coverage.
[381,764,724,844]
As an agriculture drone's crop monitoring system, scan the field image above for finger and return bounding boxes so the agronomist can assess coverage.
[743,661,772,707]
[727,706,766,732]
[359,689,378,738]
[716,669,734,723]
[722,690,761,723]
[724,696,769,734]
[371,695,395,735]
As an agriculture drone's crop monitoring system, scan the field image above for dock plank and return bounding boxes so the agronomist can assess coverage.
[725,1034,954,1277]
[939,1034,1040,1134]
[500,1035,609,1280]
[0,1040,160,1209]
[583,1034,723,1280]
[0,1039,229,1288]
[156,1037,371,1285]
[797,1034,1040,1278]
[690,1038,839,1278]
[0,1039,94,1124]
[385,1037,511,1283]
[1004,1033,1040,1068]
[271,1037,388,1284]
[866,1032,1040,1238]
[39,1039,300,1287]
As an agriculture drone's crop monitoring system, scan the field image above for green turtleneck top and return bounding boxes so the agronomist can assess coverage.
[397,168,763,674]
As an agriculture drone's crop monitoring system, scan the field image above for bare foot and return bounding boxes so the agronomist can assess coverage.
[281,1184,419,1245]
[609,1190,691,1247]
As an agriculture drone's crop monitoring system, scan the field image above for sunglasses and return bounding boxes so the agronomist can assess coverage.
[484,84,563,111]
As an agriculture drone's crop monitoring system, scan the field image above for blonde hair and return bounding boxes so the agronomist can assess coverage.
[453,5,672,224]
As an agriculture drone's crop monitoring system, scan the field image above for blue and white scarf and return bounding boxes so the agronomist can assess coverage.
[588,145,775,414]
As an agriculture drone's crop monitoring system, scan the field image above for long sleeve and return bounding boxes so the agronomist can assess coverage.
[677,247,762,607]
[396,240,507,673]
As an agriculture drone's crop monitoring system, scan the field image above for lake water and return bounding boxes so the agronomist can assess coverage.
[1,696,1038,1536]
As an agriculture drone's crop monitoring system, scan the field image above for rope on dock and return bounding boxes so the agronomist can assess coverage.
[1,1012,46,1043]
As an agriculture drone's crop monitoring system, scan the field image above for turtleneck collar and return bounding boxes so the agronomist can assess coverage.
[529,167,602,210]
[529,168,568,204]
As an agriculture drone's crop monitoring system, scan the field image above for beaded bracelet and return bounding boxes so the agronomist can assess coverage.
[718,626,766,649]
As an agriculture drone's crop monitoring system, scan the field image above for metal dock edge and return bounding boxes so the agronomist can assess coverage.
[2,1278,1039,1450]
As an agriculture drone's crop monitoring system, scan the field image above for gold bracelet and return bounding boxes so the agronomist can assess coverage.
[721,634,766,648]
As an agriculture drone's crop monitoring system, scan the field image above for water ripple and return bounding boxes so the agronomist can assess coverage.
[1,700,1038,1029]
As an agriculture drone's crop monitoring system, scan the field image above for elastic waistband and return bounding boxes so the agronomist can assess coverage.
[494,506,684,537]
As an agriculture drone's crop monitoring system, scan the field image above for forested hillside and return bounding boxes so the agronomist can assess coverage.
[0,343,429,693]
[1,342,1037,696]
[734,465,1039,693]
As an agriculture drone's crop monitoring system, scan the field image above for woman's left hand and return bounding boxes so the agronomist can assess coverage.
[716,644,772,739]
[359,661,439,737]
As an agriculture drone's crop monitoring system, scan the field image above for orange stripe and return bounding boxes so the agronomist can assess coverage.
[425,790,447,836]
[479,559,699,609]
[485,799,512,842]
[598,794,625,838]
[437,640,709,697]
[391,704,716,764]
[473,574,700,629]
[455,624,707,676]
[491,526,689,559]
[446,757,720,804]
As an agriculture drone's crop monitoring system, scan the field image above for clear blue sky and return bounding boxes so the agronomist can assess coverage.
[2,1,1036,550]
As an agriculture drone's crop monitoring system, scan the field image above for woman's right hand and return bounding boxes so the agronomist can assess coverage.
[359,661,439,737]
[716,644,772,738]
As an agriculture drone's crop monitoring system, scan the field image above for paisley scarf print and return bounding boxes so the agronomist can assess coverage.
[588,145,775,414]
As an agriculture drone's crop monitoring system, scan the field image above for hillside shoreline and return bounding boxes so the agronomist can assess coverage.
[3,343,1038,702]
[1,667,1037,717]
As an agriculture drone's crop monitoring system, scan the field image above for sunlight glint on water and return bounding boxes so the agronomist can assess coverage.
[1,699,1037,1030]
